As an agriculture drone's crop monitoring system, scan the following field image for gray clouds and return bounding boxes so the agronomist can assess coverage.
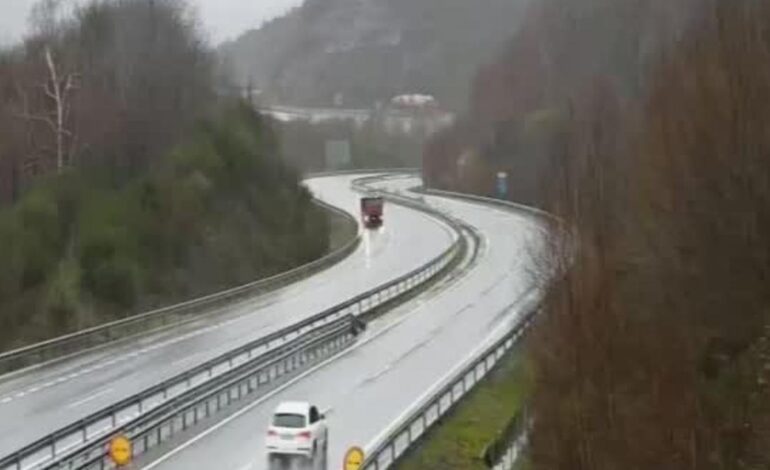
[0,0,303,45]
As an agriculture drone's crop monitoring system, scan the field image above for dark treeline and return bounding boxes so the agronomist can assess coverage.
[423,0,698,206]
[0,0,329,350]
[0,0,213,195]
[533,2,770,467]
[425,0,770,467]
[275,117,426,173]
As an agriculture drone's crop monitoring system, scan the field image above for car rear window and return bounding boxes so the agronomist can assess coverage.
[273,413,306,428]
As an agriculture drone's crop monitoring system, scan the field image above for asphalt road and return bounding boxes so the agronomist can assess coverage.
[141,175,545,470]
[0,174,455,458]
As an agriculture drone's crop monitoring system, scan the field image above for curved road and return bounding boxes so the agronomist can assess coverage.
[0,174,455,457]
[139,175,545,470]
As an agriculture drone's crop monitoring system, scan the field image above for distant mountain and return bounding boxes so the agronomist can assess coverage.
[218,0,529,111]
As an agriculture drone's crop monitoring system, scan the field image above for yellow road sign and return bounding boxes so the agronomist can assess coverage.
[108,435,132,466]
[344,446,365,470]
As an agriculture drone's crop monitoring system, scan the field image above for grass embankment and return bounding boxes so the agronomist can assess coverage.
[397,353,532,470]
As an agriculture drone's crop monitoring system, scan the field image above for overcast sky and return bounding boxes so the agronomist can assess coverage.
[0,0,303,46]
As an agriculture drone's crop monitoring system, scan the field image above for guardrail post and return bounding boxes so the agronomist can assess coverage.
[11,184,475,470]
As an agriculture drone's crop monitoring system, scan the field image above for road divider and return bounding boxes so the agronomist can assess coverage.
[0,199,361,378]
[0,174,467,470]
[358,187,551,470]
[48,317,359,470]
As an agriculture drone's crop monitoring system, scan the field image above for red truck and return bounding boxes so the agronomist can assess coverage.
[360,196,384,228]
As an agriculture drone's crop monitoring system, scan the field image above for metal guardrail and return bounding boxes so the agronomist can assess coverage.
[420,188,558,223]
[361,307,538,470]
[481,409,530,469]
[49,316,359,470]
[305,168,419,179]
[0,200,360,377]
[359,188,549,470]
[0,174,466,470]
[0,306,359,470]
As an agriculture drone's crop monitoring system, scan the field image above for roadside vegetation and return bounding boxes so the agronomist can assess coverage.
[425,0,770,468]
[275,118,425,173]
[397,354,531,470]
[0,0,330,350]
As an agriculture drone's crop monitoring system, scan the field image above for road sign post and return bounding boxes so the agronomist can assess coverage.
[108,435,132,467]
[496,171,508,199]
[344,446,365,470]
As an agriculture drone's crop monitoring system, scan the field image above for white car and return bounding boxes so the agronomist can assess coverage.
[266,401,329,469]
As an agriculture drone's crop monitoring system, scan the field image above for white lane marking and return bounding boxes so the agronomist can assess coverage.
[0,179,453,412]
[24,454,52,469]
[14,391,25,398]
[66,387,114,409]
[0,397,12,404]
[362,305,520,453]
[57,439,84,455]
[143,297,427,470]
[171,350,211,368]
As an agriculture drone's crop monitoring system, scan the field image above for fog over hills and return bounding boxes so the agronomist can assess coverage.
[219,0,529,110]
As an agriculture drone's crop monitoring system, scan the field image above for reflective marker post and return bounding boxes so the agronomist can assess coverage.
[109,435,132,467]
[344,446,365,470]
[496,171,508,199]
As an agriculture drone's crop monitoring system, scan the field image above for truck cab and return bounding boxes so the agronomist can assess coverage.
[360,196,384,229]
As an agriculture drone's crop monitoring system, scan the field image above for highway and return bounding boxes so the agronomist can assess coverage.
[0,174,455,458]
[139,175,545,470]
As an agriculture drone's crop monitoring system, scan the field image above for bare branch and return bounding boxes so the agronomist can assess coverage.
[12,111,58,132]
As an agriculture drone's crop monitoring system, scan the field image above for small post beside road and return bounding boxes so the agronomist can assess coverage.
[496,171,508,199]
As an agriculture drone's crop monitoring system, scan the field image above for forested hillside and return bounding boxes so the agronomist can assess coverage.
[0,0,329,349]
[219,0,529,110]
[423,0,699,206]
[423,0,770,467]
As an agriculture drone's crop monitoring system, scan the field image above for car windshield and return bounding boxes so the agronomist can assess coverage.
[273,413,306,428]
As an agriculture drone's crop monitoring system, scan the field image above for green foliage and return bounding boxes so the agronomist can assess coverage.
[45,258,81,320]
[0,102,331,349]
[15,186,63,288]
[521,108,566,144]
[397,354,532,470]
[78,199,143,308]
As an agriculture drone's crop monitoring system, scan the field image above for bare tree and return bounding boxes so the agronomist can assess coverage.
[12,46,79,173]
[42,46,78,171]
